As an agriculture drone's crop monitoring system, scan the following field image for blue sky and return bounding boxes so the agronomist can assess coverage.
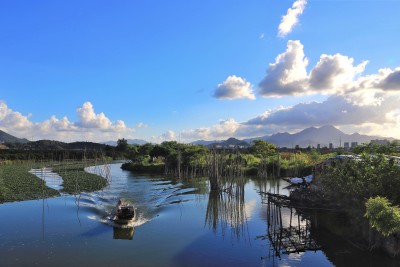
[1,0,399,142]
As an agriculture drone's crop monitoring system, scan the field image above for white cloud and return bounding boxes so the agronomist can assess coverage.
[278,0,307,38]
[150,130,177,143]
[259,40,400,99]
[0,101,135,142]
[162,130,176,141]
[246,94,399,128]
[309,54,368,92]
[181,118,242,140]
[0,101,33,130]
[259,40,309,97]
[179,40,400,141]
[214,75,255,100]
[136,122,148,128]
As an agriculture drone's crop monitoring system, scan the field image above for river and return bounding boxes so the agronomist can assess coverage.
[0,163,398,266]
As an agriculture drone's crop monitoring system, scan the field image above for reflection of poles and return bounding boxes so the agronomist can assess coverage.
[205,183,249,240]
[42,198,45,240]
[265,194,320,258]
[74,194,82,225]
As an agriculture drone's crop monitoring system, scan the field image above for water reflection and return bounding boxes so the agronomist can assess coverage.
[113,227,134,240]
[257,192,321,266]
[205,178,252,240]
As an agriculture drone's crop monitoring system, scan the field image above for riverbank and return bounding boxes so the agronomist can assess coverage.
[291,188,400,258]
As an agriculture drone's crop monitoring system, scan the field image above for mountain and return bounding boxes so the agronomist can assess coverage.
[219,137,250,147]
[7,140,108,150]
[102,139,148,146]
[246,125,395,148]
[191,140,220,146]
[0,130,29,144]
[191,138,248,148]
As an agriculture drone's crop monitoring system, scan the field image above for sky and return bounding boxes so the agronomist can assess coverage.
[1,0,399,143]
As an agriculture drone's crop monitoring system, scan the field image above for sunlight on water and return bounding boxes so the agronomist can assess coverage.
[30,167,64,191]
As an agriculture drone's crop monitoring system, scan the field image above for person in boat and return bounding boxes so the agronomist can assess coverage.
[117,199,123,212]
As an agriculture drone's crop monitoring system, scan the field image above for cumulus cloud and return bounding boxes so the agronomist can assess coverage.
[181,92,399,142]
[150,130,177,143]
[181,118,242,140]
[246,95,399,128]
[214,75,255,100]
[136,122,148,128]
[162,130,176,141]
[259,40,400,99]
[309,54,368,92]
[179,40,400,141]
[0,101,134,142]
[259,40,309,97]
[278,0,307,37]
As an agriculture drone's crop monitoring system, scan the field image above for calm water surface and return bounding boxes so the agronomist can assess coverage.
[0,163,398,266]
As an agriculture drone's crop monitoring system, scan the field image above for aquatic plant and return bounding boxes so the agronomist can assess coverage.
[0,162,59,203]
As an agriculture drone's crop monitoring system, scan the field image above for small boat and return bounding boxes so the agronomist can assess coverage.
[112,199,136,224]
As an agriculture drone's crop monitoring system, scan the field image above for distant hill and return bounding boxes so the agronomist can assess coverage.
[102,139,148,146]
[191,140,220,146]
[199,137,250,148]
[13,140,108,150]
[0,130,29,144]
[245,125,395,148]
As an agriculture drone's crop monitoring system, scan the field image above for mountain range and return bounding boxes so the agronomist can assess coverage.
[0,125,396,149]
[0,130,29,143]
[193,125,394,148]
[246,125,394,148]
[101,139,148,146]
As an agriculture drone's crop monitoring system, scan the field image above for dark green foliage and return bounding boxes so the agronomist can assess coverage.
[352,141,400,155]
[116,138,129,152]
[321,154,400,205]
[251,140,276,157]
[365,196,400,236]
[121,162,165,173]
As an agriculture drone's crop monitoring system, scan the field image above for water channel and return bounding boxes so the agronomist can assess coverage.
[0,163,398,266]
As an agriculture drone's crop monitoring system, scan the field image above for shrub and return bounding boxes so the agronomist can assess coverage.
[365,196,400,236]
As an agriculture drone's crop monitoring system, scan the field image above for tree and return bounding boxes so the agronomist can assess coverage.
[251,140,276,157]
[116,138,128,152]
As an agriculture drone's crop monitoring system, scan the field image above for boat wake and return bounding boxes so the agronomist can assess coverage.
[31,163,199,229]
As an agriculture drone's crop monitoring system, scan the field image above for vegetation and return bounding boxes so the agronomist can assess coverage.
[352,141,400,155]
[365,196,400,237]
[317,144,400,237]
[0,159,110,203]
[52,161,109,194]
[0,162,60,203]
[320,153,400,205]
[120,140,333,181]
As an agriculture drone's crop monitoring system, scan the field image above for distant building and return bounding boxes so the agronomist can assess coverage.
[344,142,350,150]
[317,144,321,149]
[371,139,390,145]
[329,143,333,149]
[351,142,358,148]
